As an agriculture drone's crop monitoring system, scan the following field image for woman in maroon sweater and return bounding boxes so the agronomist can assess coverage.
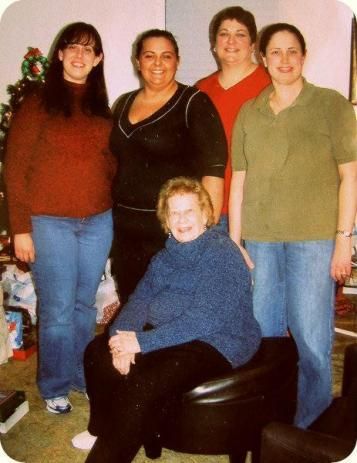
[5,22,116,414]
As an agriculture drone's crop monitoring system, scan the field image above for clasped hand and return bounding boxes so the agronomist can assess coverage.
[109,331,141,376]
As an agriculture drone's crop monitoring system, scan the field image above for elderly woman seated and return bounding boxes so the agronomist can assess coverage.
[72,176,261,463]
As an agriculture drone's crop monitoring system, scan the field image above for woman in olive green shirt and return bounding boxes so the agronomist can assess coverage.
[229,23,357,429]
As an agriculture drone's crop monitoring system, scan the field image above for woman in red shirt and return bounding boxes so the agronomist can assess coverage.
[5,22,116,414]
[197,6,270,231]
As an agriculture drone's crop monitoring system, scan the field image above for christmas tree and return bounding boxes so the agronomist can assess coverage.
[0,48,49,236]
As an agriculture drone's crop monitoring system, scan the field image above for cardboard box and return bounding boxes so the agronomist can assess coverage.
[0,391,26,423]
[0,400,29,433]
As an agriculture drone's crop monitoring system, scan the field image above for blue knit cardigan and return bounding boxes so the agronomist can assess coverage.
[109,228,261,367]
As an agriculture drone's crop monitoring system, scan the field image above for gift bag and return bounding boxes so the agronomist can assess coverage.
[5,311,23,350]
[95,259,120,325]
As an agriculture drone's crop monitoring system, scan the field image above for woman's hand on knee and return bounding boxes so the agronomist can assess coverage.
[14,233,36,263]
[112,352,135,375]
[109,331,141,354]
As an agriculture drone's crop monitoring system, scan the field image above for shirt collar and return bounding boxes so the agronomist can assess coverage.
[255,78,315,114]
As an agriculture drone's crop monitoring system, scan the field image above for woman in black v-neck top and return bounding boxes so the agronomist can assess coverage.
[110,30,227,304]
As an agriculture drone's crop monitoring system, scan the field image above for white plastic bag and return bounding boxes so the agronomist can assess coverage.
[1,264,37,324]
[0,285,13,363]
[95,259,120,325]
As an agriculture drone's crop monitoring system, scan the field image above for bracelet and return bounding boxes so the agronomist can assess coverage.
[336,230,352,238]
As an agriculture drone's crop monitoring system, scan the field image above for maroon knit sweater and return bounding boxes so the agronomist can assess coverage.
[4,83,116,234]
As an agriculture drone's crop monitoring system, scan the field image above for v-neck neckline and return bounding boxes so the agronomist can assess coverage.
[118,83,189,137]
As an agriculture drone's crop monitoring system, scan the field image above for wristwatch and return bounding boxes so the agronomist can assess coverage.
[336,229,353,238]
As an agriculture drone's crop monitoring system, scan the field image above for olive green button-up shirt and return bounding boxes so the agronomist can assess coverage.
[232,80,357,241]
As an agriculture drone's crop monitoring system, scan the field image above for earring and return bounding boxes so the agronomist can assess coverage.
[168,231,172,238]
[213,47,216,53]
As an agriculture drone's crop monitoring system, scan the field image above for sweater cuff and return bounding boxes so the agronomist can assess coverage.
[10,220,33,235]
[136,331,154,354]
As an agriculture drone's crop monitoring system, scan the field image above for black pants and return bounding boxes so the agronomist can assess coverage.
[84,334,231,463]
[111,206,166,305]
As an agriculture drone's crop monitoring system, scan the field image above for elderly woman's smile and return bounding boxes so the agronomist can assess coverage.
[166,193,208,243]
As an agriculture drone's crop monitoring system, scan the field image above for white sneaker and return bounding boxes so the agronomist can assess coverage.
[45,396,73,414]
[72,430,97,450]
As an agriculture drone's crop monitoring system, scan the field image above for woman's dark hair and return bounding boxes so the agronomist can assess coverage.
[134,29,179,59]
[209,6,257,49]
[259,23,306,56]
[42,22,110,118]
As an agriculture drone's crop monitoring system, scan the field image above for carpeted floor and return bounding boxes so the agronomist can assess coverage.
[0,309,356,463]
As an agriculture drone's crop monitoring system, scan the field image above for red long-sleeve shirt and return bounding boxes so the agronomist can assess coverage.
[196,66,271,214]
[5,84,116,234]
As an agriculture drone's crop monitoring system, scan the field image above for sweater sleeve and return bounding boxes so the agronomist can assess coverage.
[186,90,227,178]
[109,256,157,335]
[136,243,252,353]
[4,93,44,234]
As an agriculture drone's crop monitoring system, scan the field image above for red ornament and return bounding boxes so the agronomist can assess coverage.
[31,64,40,75]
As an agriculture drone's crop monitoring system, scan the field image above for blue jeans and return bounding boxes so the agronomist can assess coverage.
[31,210,113,399]
[245,240,335,428]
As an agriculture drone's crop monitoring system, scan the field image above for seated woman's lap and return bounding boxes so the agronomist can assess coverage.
[84,334,231,438]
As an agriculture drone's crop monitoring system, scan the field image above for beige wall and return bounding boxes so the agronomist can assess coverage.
[166,0,354,98]
[0,0,165,106]
[0,0,355,107]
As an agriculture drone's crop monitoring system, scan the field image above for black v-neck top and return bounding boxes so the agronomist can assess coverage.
[110,83,227,211]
